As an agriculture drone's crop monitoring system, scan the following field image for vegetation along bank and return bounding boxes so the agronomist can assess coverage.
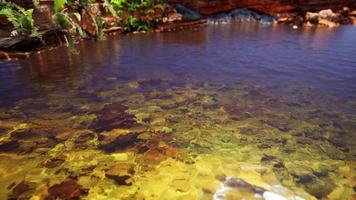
[0,0,355,61]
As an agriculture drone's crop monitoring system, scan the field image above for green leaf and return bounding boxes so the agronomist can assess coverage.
[0,8,21,29]
[54,0,67,13]
[73,12,81,22]
[53,12,71,28]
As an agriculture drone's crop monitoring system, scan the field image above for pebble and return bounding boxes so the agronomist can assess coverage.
[263,191,288,200]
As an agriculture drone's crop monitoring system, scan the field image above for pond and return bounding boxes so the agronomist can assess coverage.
[0,22,355,200]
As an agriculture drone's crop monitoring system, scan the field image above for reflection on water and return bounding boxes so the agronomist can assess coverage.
[0,22,355,199]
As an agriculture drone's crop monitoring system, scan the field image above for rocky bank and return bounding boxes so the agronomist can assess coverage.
[169,0,356,15]
[1,0,356,61]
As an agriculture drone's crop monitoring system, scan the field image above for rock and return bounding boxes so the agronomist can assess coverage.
[261,155,277,163]
[305,9,343,27]
[9,181,35,199]
[263,191,288,200]
[47,179,85,200]
[273,162,285,169]
[0,140,19,152]
[319,9,340,20]
[99,129,140,152]
[43,158,65,168]
[224,177,255,191]
[90,102,137,132]
[289,166,336,198]
[213,176,266,200]
[304,178,336,199]
[175,4,203,21]
[319,18,340,27]
[262,119,291,132]
[105,163,135,185]
[305,12,319,24]
[207,8,276,25]
[0,36,42,51]
[165,8,183,23]
[168,0,352,16]
[327,137,349,152]
[140,142,179,165]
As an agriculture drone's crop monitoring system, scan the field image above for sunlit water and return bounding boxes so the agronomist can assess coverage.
[0,22,355,199]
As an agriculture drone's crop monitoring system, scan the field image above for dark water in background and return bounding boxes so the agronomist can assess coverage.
[0,22,356,199]
[1,22,356,105]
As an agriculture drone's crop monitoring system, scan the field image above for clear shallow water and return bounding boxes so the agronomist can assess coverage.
[0,22,355,199]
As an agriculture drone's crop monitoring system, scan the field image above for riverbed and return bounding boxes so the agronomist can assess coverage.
[0,22,355,199]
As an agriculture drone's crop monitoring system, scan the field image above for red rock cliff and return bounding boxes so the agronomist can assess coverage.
[168,0,356,15]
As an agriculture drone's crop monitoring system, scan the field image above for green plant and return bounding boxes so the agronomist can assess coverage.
[0,2,40,38]
[107,0,166,32]
[52,0,83,54]
[52,0,83,35]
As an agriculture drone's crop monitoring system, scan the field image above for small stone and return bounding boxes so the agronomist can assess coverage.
[273,162,285,169]
[43,158,65,168]
[261,155,277,163]
[105,163,135,185]
[111,153,129,161]
[263,191,288,200]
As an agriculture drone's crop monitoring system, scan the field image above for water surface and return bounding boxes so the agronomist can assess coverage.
[0,22,355,199]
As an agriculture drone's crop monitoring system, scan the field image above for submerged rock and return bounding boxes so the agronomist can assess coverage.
[90,102,137,132]
[99,129,140,152]
[8,181,36,200]
[0,140,19,152]
[140,142,180,165]
[43,158,66,168]
[105,163,135,185]
[47,179,85,200]
[289,165,336,198]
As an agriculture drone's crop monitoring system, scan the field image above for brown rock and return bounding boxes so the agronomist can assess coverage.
[90,102,137,132]
[351,16,356,24]
[43,158,66,168]
[99,129,140,152]
[140,142,179,165]
[47,179,85,200]
[105,163,135,185]
[0,140,19,152]
[319,18,340,27]
[9,181,35,199]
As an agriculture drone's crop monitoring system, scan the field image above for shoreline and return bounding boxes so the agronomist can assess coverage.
[1,2,355,62]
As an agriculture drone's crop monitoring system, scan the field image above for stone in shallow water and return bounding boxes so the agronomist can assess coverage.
[263,191,288,200]
[8,181,36,200]
[0,140,19,152]
[47,179,85,200]
[105,163,135,185]
[90,102,137,132]
[43,158,66,168]
[289,164,336,198]
[98,129,140,152]
[139,142,180,165]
